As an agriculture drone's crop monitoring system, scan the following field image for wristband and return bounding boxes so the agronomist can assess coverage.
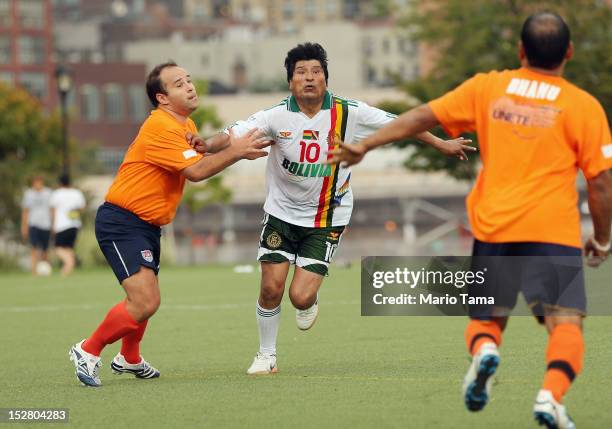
[590,236,611,253]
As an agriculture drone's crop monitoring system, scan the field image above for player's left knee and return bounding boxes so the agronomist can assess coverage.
[289,289,316,310]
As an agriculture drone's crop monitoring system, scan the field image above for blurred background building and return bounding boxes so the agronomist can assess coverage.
[2,0,602,268]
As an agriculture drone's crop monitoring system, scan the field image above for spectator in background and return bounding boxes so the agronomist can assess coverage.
[20,175,52,275]
[50,174,86,276]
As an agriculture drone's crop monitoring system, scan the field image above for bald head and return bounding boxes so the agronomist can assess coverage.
[521,12,570,69]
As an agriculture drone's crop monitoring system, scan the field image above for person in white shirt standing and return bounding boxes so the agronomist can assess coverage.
[50,174,86,276]
[21,175,53,275]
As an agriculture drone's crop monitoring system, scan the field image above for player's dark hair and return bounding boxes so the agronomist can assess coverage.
[521,12,570,70]
[284,43,329,83]
[58,174,71,187]
[30,175,44,185]
[146,61,178,107]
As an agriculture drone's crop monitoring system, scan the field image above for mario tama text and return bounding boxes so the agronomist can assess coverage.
[361,256,496,316]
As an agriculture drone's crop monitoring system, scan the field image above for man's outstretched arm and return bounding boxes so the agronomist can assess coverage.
[186,132,230,154]
[182,129,271,182]
[329,104,476,166]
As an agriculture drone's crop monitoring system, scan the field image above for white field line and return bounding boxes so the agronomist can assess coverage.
[0,300,360,314]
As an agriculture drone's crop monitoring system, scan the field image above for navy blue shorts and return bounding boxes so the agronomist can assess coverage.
[469,240,585,321]
[29,226,50,251]
[95,202,161,284]
[55,227,78,248]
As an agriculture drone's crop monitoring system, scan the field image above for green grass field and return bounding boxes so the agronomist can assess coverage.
[1,265,610,428]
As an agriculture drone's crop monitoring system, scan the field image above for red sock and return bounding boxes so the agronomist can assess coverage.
[82,301,139,356]
[465,319,502,355]
[542,323,584,402]
[121,319,149,364]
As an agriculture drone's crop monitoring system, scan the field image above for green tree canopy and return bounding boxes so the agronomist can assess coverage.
[386,0,611,180]
[191,79,223,132]
[0,83,63,234]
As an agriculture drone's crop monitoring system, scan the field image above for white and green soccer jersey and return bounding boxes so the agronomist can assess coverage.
[229,91,397,227]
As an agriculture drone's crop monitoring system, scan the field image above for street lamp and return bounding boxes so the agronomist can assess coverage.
[55,64,73,178]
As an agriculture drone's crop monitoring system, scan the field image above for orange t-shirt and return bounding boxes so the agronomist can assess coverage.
[429,67,612,247]
[105,109,203,226]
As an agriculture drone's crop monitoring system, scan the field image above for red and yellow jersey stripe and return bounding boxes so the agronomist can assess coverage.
[314,98,348,227]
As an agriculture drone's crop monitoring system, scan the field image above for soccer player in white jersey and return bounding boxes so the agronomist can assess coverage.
[190,43,473,374]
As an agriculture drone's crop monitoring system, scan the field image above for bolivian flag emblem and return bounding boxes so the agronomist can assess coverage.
[303,130,319,140]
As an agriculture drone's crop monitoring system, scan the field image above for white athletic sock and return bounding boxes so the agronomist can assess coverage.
[256,302,280,356]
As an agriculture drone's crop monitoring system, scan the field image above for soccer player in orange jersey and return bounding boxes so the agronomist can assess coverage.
[68,62,271,387]
[329,12,611,429]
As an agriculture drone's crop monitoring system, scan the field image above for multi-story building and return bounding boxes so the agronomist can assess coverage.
[66,61,149,171]
[123,18,419,93]
[0,0,56,108]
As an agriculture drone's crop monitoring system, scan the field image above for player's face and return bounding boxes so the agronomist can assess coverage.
[289,60,327,104]
[157,66,199,115]
[32,178,44,190]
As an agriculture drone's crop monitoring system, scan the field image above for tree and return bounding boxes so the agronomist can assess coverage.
[0,83,63,235]
[387,0,612,180]
[191,79,223,133]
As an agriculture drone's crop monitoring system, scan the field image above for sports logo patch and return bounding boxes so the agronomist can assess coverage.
[327,232,341,242]
[183,149,197,160]
[266,232,282,249]
[278,131,292,139]
[141,250,154,263]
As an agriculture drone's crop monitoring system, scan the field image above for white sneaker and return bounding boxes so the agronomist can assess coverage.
[246,352,278,375]
[111,353,160,379]
[296,301,319,330]
[462,342,500,412]
[534,389,576,429]
[68,340,102,387]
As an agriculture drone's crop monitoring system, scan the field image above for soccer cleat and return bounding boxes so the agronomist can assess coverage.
[110,353,160,379]
[246,352,278,375]
[296,300,319,330]
[462,342,500,412]
[69,340,102,387]
[533,389,576,429]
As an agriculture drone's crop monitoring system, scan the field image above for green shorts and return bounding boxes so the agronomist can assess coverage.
[257,213,345,276]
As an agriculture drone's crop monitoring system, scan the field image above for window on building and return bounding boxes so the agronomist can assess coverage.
[103,83,124,122]
[282,0,294,19]
[382,38,390,54]
[201,53,209,67]
[0,71,13,84]
[97,148,125,174]
[326,0,338,18]
[81,84,100,122]
[304,1,316,18]
[399,38,415,56]
[0,36,10,64]
[128,84,147,122]
[19,0,45,29]
[366,66,376,84]
[363,37,374,56]
[193,2,207,19]
[241,2,251,21]
[19,72,47,98]
[0,0,10,27]
[18,36,45,64]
